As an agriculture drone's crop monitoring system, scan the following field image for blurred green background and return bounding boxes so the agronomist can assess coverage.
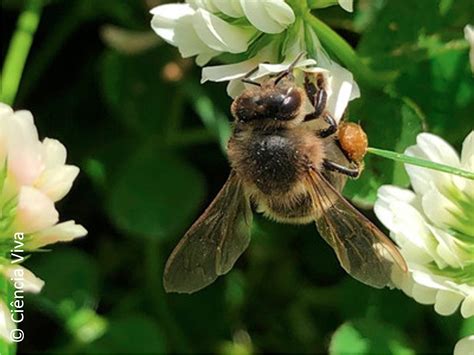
[1,0,473,353]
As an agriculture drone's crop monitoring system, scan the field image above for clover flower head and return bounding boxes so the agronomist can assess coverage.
[374,131,474,318]
[150,0,359,120]
[0,102,87,343]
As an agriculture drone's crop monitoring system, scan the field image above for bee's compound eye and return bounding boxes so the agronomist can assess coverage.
[233,96,258,122]
[275,89,301,121]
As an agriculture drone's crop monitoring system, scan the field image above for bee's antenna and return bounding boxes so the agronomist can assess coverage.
[274,51,306,85]
[240,61,270,87]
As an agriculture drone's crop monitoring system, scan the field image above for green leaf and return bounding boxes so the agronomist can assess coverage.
[395,49,473,146]
[330,319,415,355]
[83,315,166,353]
[106,145,206,239]
[356,0,472,71]
[343,92,424,206]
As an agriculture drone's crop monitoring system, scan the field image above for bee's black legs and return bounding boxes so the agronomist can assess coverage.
[316,113,338,138]
[304,74,327,118]
[323,159,361,178]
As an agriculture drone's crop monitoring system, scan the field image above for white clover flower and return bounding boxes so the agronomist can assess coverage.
[374,131,474,318]
[150,1,360,120]
[0,102,87,343]
[150,0,292,65]
[454,335,474,355]
[0,103,87,250]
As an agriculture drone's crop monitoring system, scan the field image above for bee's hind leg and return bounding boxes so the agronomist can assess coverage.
[323,159,361,178]
[315,113,337,138]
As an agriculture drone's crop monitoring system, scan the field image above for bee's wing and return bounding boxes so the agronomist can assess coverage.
[306,169,407,288]
[163,171,253,294]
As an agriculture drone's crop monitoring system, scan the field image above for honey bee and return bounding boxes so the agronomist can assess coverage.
[163,56,407,294]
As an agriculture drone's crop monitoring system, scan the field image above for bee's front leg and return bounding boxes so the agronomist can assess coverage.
[304,72,327,118]
[303,73,338,138]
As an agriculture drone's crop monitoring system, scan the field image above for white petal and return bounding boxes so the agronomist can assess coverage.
[192,8,253,53]
[465,25,474,45]
[150,4,195,45]
[454,335,474,355]
[416,133,460,167]
[35,165,79,202]
[389,201,439,263]
[404,147,433,195]
[1,265,45,293]
[195,50,220,66]
[404,133,461,195]
[212,0,244,17]
[411,283,437,305]
[263,0,295,28]
[454,131,474,197]
[6,110,44,186]
[374,185,416,233]
[12,186,59,234]
[429,226,467,268]
[174,15,218,58]
[26,220,88,250]
[258,58,317,76]
[434,289,464,315]
[461,294,474,318]
[411,268,453,293]
[0,102,13,116]
[461,130,474,171]
[0,105,13,165]
[0,300,14,344]
[422,186,471,235]
[338,0,354,12]
[227,79,246,98]
[203,0,220,12]
[240,0,288,34]
[201,58,258,83]
[41,138,67,168]
[324,61,360,122]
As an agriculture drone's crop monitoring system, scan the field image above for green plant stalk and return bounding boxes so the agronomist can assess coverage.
[0,274,15,355]
[304,13,397,89]
[0,0,43,105]
[367,147,474,180]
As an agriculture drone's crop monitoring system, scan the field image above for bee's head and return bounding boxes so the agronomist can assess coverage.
[231,80,304,124]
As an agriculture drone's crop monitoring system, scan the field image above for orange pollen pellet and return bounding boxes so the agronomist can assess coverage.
[338,122,368,162]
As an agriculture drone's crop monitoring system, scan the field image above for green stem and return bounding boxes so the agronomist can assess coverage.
[304,13,397,89]
[17,1,82,103]
[0,0,43,105]
[0,275,16,355]
[367,147,474,180]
